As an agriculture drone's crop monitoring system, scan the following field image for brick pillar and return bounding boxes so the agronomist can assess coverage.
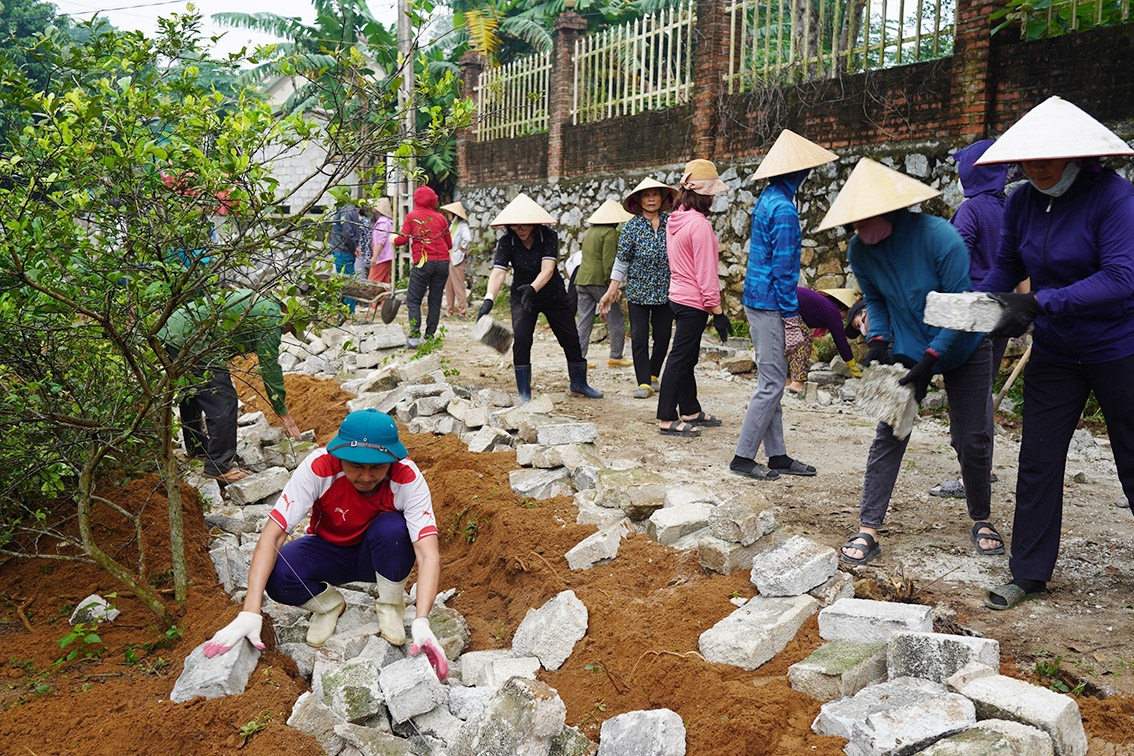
[949,0,996,139]
[548,11,587,183]
[457,51,485,187]
[689,0,728,160]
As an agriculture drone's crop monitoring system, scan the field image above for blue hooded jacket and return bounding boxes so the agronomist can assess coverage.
[951,140,1007,288]
[743,170,807,316]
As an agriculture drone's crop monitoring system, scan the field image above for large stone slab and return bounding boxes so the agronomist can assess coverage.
[322,658,385,723]
[647,502,713,545]
[709,500,776,546]
[699,595,818,671]
[450,677,567,756]
[378,654,448,724]
[857,364,919,440]
[225,466,290,505]
[566,518,633,570]
[536,422,599,446]
[788,640,888,702]
[287,691,348,756]
[923,291,1003,332]
[509,467,575,500]
[697,534,768,575]
[812,677,948,740]
[749,536,837,596]
[953,674,1087,756]
[887,631,999,684]
[847,692,976,756]
[819,598,933,644]
[511,590,588,671]
[170,642,261,702]
[596,708,686,756]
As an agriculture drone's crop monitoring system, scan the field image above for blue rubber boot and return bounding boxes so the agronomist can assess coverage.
[567,362,603,399]
[514,365,532,404]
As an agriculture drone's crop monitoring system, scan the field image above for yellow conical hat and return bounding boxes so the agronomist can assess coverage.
[819,288,859,309]
[489,193,557,226]
[587,198,634,225]
[439,201,467,220]
[816,158,940,232]
[754,129,839,179]
[975,96,1134,165]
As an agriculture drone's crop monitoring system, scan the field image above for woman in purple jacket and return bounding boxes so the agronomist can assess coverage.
[976,97,1134,610]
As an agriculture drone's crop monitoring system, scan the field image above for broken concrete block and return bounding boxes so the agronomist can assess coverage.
[915,727,1015,755]
[697,534,768,575]
[450,677,567,756]
[953,674,1087,756]
[362,323,409,350]
[647,502,713,545]
[347,385,406,414]
[511,590,588,671]
[596,709,685,756]
[458,649,514,688]
[170,642,261,702]
[509,467,575,500]
[709,501,777,546]
[405,705,463,747]
[887,631,1000,684]
[809,571,856,607]
[261,439,317,471]
[209,538,249,594]
[749,536,837,597]
[551,725,598,756]
[556,444,603,474]
[664,483,722,508]
[287,691,348,756]
[467,426,513,453]
[225,466,290,506]
[278,642,316,679]
[857,364,919,440]
[395,353,442,383]
[972,720,1055,756]
[484,657,542,690]
[812,677,948,740]
[536,422,598,446]
[944,661,998,693]
[335,723,417,754]
[70,594,120,625]
[449,685,493,721]
[566,519,633,570]
[413,390,455,417]
[788,640,888,702]
[322,658,385,723]
[593,469,667,511]
[408,416,443,435]
[699,595,818,671]
[923,291,1004,332]
[818,598,933,643]
[575,491,629,529]
[378,654,448,724]
[489,395,556,431]
[847,692,976,756]
[476,387,516,408]
[355,635,407,669]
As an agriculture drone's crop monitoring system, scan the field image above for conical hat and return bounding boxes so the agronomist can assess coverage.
[374,196,394,218]
[622,177,677,213]
[754,129,839,179]
[816,158,940,232]
[819,288,859,310]
[975,96,1134,165]
[489,193,556,226]
[587,198,634,225]
[440,201,467,220]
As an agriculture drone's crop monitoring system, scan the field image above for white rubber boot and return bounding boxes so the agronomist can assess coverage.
[374,574,408,646]
[299,585,345,648]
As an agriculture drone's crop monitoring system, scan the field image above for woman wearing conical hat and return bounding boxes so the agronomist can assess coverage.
[439,201,470,318]
[731,130,835,481]
[576,198,634,369]
[598,177,678,399]
[972,97,1134,610]
[816,158,998,568]
[368,196,396,292]
[476,193,603,401]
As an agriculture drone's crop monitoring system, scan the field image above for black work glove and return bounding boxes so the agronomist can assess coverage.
[988,292,1040,339]
[477,298,494,320]
[863,338,892,367]
[898,352,939,402]
[517,284,537,313]
[712,313,732,344]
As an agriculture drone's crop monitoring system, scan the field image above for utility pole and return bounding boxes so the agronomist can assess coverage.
[394,0,417,284]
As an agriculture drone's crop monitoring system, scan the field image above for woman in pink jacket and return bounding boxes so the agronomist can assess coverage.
[368,196,395,290]
[656,159,732,437]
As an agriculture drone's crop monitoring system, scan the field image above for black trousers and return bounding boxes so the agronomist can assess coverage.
[406,259,449,338]
[629,301,673,388]
[1011,350,1134,582]
[656,302,707,422]
[180,362,239,476]
[510,294,583,367]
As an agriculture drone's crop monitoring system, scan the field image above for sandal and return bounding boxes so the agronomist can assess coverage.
[929,477,966,498]
[659,421,701,437]
[206,467,249,484]
[633,384,654,399]
[970,521,1005,555]
[985,583,1028,610]
[730,462,779,480]
[770,458,817,477]
[840,532,881,566]
[683,411,722,427]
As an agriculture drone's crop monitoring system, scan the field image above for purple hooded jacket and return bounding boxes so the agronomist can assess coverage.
[951,140,1006,288]
[980,165,1134,364]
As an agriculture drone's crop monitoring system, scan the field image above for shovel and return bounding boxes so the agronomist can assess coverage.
[379,289,406,324]
[472,315,513,354]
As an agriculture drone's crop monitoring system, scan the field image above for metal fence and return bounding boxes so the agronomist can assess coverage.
[572,1,697,125]
[1001,0,1130,37]
[476,50,552,141]
[725,0,955,93]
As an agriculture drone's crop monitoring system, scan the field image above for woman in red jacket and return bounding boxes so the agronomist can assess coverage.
[395,186,452,348]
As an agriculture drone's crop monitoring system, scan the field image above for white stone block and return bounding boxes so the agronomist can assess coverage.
[819,598,933,643]
[647,502,713,545]
[887,631,1000,684]
[954,674,1087,756]
[749,536,837,597]
[699,595,818,671]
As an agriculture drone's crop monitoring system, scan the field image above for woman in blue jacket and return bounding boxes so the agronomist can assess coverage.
[975,97,1134,610]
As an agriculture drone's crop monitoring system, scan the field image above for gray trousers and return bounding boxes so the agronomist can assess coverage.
[859,340,994,529]
[576,284,625,359]
[734,308,787,460]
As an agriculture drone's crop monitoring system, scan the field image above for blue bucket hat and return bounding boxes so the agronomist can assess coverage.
[327,409,407,465]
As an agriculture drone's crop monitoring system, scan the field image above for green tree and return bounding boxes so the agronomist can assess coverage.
[0,12,471,625]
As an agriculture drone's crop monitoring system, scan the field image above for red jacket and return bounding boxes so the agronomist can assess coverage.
[394,186,451,265]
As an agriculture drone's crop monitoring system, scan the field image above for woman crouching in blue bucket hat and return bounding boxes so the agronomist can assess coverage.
[202,409,447,680]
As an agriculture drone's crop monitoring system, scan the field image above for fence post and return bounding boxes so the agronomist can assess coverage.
[549,11,587,183]
[950,0,996,139]
[457,51,485,187]
[689,0,728,160]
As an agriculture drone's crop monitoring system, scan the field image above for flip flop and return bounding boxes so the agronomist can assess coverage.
[985,582,1028,610]
[929,477,966,498]
[730,462,779,480]
[970,521,1005,555]
[683,411,722,427]
[840,532,881,566]
[771,458,817,476]
[659,421,701,437]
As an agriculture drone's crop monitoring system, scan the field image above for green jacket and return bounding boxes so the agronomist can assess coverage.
[161,288,288,416]
[576,224,621,287]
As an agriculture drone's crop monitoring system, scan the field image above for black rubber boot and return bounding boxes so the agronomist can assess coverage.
[567,362,603,398]
[514,365,532,403]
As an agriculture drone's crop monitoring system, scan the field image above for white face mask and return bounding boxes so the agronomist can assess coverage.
[1032,161,1081,197]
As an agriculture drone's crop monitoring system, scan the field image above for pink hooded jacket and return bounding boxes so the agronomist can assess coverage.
[665,206,721,312]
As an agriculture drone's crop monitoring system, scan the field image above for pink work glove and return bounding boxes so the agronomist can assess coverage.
[410,617,449,681]
[203,611,264,658]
